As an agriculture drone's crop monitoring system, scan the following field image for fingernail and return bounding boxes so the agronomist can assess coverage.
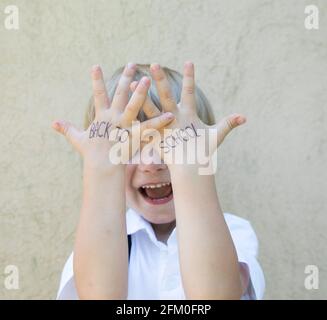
[151,63,160,71]
[52,121,60,129]
[165,112,174,119]
[92,65,101,71]
[237,116,246,125]
[141,77,149,85]
[127,62,136,69]
[185,61,193,68]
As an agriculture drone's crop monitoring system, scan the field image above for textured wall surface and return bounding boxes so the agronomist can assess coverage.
[0,0,326,299]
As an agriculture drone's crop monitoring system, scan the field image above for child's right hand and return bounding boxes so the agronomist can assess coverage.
[52,64,175,174]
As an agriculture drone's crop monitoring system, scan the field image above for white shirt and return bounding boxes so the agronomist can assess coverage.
[57,208,265,300]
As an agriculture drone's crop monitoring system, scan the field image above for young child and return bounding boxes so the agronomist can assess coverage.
[53,62,265,300]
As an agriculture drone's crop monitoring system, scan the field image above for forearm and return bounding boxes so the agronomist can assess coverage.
[170,166,242,299]
[74,165,128,299]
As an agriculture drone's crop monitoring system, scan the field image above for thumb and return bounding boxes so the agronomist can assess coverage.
[215,113,246,145]
[52,120,83,152]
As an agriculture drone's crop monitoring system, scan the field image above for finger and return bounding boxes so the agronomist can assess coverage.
[181,61,196,111]
[130,81,138,92]
[150,63,177,112]
[91,65,110,113]
[111,62,136,111]
[130,81,161,119]
[215,113,246,145]
[140,112,175,132]
[52,120,83,152]
[121,77,150,125]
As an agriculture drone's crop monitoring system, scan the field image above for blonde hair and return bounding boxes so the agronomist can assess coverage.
[84,64,216,130]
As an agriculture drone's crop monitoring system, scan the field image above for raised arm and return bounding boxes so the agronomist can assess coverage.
[52,64,174,299]
[149,62,246,299]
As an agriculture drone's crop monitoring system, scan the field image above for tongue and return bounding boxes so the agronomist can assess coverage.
[144,185,172,199]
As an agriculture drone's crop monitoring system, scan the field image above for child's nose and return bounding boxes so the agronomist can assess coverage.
[135,147,168,173]
[137,163,167,173]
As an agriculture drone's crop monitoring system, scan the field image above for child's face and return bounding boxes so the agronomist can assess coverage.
[125,163,175,225]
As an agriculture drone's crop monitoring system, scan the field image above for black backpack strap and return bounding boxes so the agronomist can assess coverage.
[127,234,132,261]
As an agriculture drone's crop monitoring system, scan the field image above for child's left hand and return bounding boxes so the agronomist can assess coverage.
[131,63,246,298]
[132,62,247,171]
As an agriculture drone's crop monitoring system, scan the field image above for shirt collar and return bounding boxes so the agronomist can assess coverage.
[126,207,150,235]
[126,208,177,250]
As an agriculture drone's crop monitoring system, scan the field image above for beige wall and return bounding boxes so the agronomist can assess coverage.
[0,0,326,299]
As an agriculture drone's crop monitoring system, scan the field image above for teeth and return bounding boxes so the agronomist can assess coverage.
[141,182,171,189]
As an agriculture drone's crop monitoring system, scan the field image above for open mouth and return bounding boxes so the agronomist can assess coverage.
[138,182,173,205]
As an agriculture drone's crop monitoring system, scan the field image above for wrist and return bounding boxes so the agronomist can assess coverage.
[168,164,216,194]
[83,161,125,182]
[82,163,126,206]
[83,156,125,175]
[168,163,216,178]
